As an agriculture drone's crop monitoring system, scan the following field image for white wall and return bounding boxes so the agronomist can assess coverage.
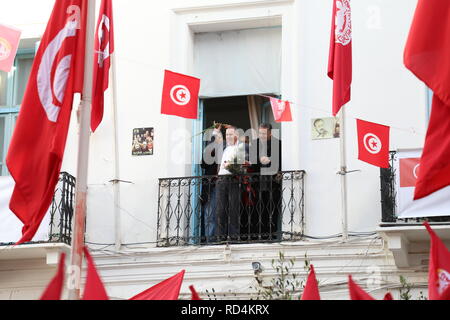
[1,0,435,301]
[3,0,427,250]
[0,0,426,243]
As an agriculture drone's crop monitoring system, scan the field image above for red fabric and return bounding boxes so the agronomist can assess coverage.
[400,158,421,188]
[0,24,21,72]
[270,98,292,122]
[82,247,109,300]
[348,275,375,300]
[91,0,114,132]
[189,285,202,300]
[327,0,352,116]
[40,253,66,300]
[6,0,86,244]
[404,0,450,200]
[301,265,321,300]
[383,293,394,300]
[356,119,390,169]
[161,70,200,119]
[414,97,450,199]
[424,222,450,300]
[130,270,185,300]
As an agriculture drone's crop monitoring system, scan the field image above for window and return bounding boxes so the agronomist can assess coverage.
[0,50,35,176]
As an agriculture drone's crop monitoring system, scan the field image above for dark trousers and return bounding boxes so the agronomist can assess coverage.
[251,179,281,240]
[215,176,240,240]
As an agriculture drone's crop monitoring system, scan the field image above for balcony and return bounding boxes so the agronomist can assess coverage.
[379,151,450,267]
[380,151,450,226]
[157,170,305,247]
[0,172,75,247]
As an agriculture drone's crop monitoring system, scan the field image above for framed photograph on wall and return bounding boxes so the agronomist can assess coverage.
[132,128,154,156]
[311,117,340,140]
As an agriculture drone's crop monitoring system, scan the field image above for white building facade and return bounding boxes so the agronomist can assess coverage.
[1,0,448,300]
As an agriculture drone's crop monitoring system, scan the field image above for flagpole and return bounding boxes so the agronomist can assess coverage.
[111,52,122,252]
[68,0,96,300]
[339,107,349,242]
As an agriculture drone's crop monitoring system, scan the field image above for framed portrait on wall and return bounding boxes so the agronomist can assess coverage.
[311,117,340,140]
[132,128,154,156]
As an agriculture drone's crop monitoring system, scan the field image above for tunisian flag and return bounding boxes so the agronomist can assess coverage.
[189,285,202,300]
[6,0,87,244]
[270,97,292,122]
[0,24,22,72]
[301,265,320,300]
[404,0,450,200]
[161,70,200,119]
[91,0,114,132]
[130,270,185,300]
[357,119,390,169]
[348,276,375,300]
[328,0,352,116]
[82,247,109,300]
[400,158,421,188]
[424,222,450,300]
[40,253,66,300]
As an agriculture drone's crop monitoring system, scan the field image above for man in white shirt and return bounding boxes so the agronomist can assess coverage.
[215,126,242,241]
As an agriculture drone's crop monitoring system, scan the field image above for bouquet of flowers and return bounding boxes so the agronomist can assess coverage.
[225,143,249,175]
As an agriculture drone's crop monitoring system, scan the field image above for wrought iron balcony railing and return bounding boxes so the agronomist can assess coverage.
[380,151,450,225]
[157,170,305,247]
[0,172,75,246]
[48,172,76,244]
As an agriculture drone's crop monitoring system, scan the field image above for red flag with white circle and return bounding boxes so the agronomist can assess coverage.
[0,24,21,72]
[328,0,352,116]
[424,222,450,300]
[270,97,292,122]
[400,158,421,188]
[161,70,200,119]
[356,119,390,168]
[91,0,114,132]
[6,0,87,244]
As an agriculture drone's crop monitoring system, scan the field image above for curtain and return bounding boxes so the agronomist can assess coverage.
[194,27,281,98]
[247,95,261,139]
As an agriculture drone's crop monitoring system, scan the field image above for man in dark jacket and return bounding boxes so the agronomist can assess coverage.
[249,123,282,240]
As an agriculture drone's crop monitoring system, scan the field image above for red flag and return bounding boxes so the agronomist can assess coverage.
[82,247,109,300]
[161,70,200,119]
[357,119,390,169]
[270,97,292,122]
[130,270,185,300]
[189,285,202,300]
[424,222,450,300]
[348,275,375,300]
[6,0,87,244]
[40,253,66,300]
[91,0,114,132]
[301,265,321,300]
[400,158,421,188]
[328,0,352,116]
[404,0,450,200]
[383,293,394,300]
[0,24,21,72]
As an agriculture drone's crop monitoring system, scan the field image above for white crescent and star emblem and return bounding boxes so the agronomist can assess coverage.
[37,19,79,123]
[97,14,110,68]
[335,0,352,46]
[276,100,286,113]
[363,133,382,154]
[170,85,191,106]
[0,37,12,61]
[438,269,450,295]
[413,164,420,179]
